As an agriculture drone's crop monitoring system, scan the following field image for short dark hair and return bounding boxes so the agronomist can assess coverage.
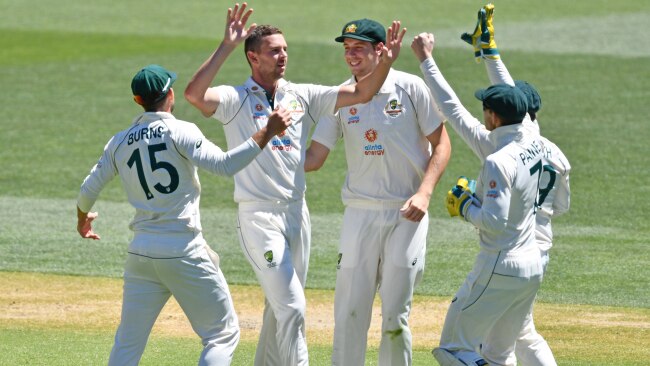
[245,25,283,54]
[140,92,169,112]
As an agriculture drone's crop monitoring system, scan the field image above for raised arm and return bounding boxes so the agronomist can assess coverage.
[334,21,406,109]
[184,3,257,116]
[412,32,495,160]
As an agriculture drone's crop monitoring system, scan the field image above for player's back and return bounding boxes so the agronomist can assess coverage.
[476,130,544,254]
[534,135,571,250]
[111,112,202,235]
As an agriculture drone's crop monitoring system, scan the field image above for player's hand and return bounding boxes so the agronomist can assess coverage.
[411,32,435,63]
[223,2,257,46]
[460,7,485,62]
[77,210,100,240]
[400,192,430,222]
[480,3,500,60]
[380,21,406,65]
[266,106,292,136]
[445,176,477,218]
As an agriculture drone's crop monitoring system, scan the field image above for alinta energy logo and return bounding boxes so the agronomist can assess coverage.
[363,128,384,156]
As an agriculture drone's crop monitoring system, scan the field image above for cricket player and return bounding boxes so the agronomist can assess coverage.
[450,5,571,365]
[183,4,405,365]
[412,33,546,366]
[305,18,451,366]
[76,64,292,365]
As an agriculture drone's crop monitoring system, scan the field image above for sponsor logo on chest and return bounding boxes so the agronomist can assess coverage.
[363,128,384,156]
[347,107,360,124]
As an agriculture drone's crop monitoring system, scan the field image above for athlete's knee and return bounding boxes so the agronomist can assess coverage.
[381,313,411,342]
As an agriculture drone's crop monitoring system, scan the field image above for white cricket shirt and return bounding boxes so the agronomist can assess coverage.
[311,69,444,206]
[419,58,544,253]
[211,77,338,203]
[420,58,571,251]
[78,111,261,240]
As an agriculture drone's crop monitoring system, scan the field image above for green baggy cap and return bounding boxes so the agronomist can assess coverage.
[475,84,528,122]
[335,19,386,44]
[131,64,177,104]
[514,80,542,114]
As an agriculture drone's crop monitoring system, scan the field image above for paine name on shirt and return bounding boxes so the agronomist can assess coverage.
[519,140,544,166]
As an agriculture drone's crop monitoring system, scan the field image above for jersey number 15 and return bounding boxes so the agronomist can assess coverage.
[127,143,179,200]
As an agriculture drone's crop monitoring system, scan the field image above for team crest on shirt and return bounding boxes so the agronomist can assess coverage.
[255,104,264,111]
[347,107,360,124]
[285,98,305,122]
[384,98,403,118]
[264,250,277,268]
[363,129,384,156]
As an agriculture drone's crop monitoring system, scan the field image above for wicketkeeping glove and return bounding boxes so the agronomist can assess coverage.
[480,3,500,60]
[460,7,485,63]
[446,176,478,218]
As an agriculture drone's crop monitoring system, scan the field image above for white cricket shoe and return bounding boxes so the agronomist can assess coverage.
[432,348,466,366]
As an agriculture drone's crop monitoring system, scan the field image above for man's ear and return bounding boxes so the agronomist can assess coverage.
[375,42,385,55]
[247,50,258,65]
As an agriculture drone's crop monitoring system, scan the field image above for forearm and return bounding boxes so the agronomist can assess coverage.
[356,59,391,102]
[336,60,393,109]
[77,161,114,213]
[417,137,451,200]
[420,58,492,159]
[195,138,261,177]
[184,42,237,115]
[484,57,514,86]
[304,142,330,172]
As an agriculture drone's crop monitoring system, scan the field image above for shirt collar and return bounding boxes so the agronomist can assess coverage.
[488,123,527,150]
[132,111,175,125]
[245,76,288,93]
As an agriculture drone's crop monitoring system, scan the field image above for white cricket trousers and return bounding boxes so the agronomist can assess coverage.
[237,199,310,366]
[513,250,557,366]
[438,248,543,366]
[332,204,428,366]
[108,240,240,366]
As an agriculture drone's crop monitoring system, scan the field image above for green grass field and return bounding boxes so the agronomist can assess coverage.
[1,0,649,364]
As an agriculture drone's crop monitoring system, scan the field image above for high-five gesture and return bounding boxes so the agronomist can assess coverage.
[223,3,257,46]
[379,21,406,65]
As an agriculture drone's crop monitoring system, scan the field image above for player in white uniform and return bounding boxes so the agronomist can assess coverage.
[304,18,451,366]
[76,64,292,366]
[412,33,546,366]
[183,4,405,365]
[451,5,571,365]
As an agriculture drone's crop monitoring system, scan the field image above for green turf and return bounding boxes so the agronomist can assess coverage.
[0,325,645,366]
[1,0,649,364]
[0,0,648,303]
